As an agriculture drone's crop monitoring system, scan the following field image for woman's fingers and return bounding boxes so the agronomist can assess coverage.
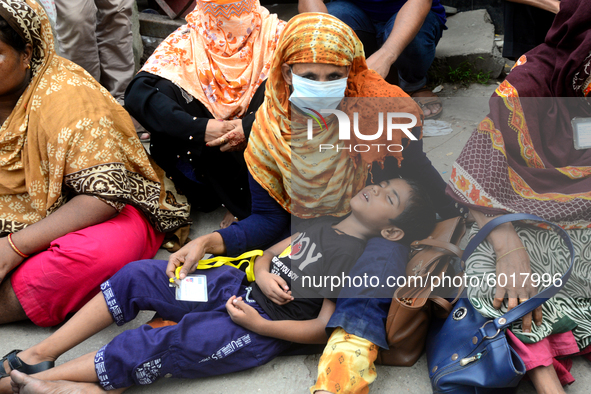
[521,311,533,333]
[219,142,233,152]
[533,306,543,326]
[214,130,246,152]
[205,121,235,146]
[506,289,518,311]
[169,239,206,279]
[207,134,227,147]
[166,253,184,279]
[493,286,506,310]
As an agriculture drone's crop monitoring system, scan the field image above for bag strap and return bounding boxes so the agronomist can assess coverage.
[461,213,574,331]
[411,238,463,257]
[196,250,264,282]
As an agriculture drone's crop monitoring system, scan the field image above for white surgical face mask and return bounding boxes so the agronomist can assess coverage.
[288,72,348,114]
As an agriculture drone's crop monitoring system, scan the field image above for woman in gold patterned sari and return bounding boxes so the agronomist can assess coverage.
[0,0,190,328]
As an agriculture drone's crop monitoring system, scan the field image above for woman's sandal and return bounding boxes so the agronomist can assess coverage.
[410,87,443,119]
[0,350,55,379]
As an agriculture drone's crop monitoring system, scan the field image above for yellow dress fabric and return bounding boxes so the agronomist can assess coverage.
[311,328,378,394]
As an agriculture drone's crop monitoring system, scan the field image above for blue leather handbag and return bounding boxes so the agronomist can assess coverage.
[426,214,574,394]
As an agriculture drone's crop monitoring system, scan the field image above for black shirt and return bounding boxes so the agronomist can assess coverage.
[251,222,366,321]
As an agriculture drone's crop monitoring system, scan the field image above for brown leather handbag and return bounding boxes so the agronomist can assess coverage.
[376,216,466,366]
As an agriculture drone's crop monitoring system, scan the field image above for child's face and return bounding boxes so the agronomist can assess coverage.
[350,178,413,231]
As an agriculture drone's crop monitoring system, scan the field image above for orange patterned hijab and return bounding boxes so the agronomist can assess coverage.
[0,0,190,234]
[141,0,285,120]
[245,13,422,219]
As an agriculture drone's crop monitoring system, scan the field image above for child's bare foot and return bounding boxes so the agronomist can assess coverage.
[10,371,105,394]
[220,209,238,229]
[1,351,55,393]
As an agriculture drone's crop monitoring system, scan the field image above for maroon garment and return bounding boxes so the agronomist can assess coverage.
[446,0,591,226]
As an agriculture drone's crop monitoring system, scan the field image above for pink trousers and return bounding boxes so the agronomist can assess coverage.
[11,205,164,327]
[508,330,591,386]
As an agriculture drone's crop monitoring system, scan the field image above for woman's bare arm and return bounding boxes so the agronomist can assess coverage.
[298,0,328,13]
[506,0,560,14]
[1,194,118,280]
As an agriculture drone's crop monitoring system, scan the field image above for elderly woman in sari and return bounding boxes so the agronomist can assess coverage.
[125,0,285,229]
[0,0,190,329]
[447,0,591,392]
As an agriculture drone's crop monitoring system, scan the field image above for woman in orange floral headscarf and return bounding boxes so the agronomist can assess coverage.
[166,14,466,394]
[125,0,285,228]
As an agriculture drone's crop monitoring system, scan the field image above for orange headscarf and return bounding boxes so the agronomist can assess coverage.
[245,13,423,219]
[141,0,285,120]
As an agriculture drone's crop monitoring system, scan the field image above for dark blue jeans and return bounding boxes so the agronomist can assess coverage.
[327,1,443,91]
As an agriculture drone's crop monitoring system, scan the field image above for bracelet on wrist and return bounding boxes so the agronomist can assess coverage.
[496,246,526,263]
[7,233,30,258]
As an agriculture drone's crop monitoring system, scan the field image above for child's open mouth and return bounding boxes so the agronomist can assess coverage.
[363,192,369,202]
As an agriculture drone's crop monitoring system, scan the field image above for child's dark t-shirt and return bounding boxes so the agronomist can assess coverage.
[251,222,366,321]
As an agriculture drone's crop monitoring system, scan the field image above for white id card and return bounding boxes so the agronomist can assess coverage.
[572,117,591,150]
[175,275,208,302]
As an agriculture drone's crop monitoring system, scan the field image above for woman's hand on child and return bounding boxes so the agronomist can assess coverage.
[226,295,264,332]
[255,270,293,305]
[166,237,207,280]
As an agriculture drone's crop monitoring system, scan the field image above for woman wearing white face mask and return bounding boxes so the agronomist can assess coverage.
[166,14,467,393]
[166,13,434,263]
[167,10,466,291]
[287,64,350,113]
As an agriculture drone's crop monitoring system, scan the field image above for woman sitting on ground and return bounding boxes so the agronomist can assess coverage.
[125,0,285,228]
[447,0,591,392]
[169,13,466,394]
[0,0,190,328]
[168,12,463,268]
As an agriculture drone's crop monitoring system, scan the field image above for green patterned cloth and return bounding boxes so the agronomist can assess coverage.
[466,224,591,348]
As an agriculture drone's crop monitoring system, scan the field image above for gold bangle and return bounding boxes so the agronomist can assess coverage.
[496,246,526,262]
[7,233,30,258]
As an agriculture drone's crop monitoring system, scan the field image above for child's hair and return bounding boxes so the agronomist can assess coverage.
[389,178,436,244]
[0,15,26,53]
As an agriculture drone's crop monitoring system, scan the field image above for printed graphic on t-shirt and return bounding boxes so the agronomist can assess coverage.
[269,232,325,293]
[249,222,366,321]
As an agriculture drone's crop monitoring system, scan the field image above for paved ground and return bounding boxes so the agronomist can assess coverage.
[3,81,591,393]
